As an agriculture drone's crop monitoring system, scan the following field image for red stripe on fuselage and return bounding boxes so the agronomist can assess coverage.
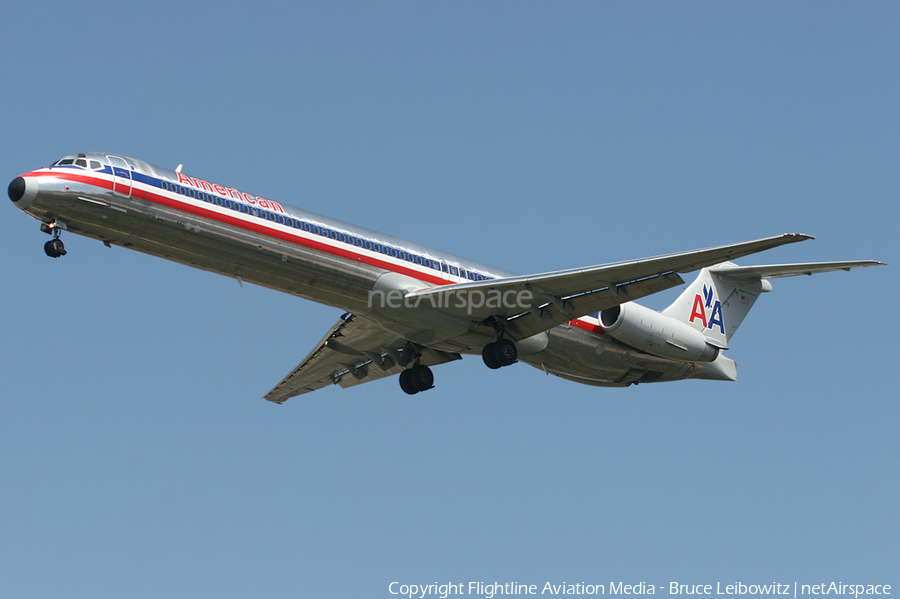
[28,169,447,286]
[570,319,604,335]
[25,169,601,335]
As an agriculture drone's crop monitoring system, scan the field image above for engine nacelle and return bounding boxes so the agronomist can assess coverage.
[600,302,720,363]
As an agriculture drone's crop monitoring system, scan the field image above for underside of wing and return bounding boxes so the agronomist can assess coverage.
[264,314,461,403]
[405,233,815,341]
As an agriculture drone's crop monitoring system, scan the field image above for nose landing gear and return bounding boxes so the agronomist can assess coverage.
[41,221,67,258]
[44,238,66,258]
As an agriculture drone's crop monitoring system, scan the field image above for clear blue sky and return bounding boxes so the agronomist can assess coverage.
[1,2,896,597]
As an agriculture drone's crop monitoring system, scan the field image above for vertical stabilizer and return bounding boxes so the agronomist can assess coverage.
[660,262,771,347]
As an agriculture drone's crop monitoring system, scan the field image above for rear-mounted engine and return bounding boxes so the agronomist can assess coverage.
[600,302,720,363]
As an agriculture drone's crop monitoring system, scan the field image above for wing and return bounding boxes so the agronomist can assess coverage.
[264,313,461,403]
[406,233,815,341]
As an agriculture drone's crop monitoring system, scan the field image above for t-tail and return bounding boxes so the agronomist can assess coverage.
[661,260,883,348]
[660,262,766,349]
[599,259,882,383]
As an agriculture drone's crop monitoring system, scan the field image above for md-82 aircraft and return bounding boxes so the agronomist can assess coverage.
[8,153,882,402]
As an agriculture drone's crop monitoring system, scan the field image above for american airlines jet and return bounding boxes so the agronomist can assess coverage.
[8,153,882,403]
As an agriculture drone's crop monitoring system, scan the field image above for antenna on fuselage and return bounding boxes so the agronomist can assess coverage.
[175,164,183,173]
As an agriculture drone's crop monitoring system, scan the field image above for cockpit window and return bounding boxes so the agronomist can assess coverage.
[53,156,105,169]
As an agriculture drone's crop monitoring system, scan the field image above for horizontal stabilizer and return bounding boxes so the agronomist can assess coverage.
[710,260,884,282]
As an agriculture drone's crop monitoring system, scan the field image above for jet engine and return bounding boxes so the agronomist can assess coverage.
[600,302,720,363]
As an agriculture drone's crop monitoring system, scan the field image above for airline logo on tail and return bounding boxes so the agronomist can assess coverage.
[689,284,725,334]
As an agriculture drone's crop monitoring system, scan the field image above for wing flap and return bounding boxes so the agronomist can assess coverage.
[264,314,460,403]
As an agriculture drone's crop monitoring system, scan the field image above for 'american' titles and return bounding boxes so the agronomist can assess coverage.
[176,172,285,213]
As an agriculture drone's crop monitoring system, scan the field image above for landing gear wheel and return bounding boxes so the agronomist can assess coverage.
[399,369,419,395]
[482,343,502,369]
[400,365,434,394]
[483,339,517,369]
[491,338,518,366]
[44,238,66,258]
[408,364,434,392]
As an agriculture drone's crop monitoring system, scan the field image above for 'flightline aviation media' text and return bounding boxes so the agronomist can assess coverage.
[388,582,891,599]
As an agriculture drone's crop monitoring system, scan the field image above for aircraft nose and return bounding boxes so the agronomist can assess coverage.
[8,176,38,209]
[8,177,25,202]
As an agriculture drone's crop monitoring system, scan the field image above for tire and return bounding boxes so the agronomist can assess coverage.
[44,239,66,258]
[399,369,419,395]
[409,365,434,392]
[491,338,518,367]
[482,343,501,369]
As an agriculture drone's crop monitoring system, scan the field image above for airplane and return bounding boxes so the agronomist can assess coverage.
[8,152,883,403]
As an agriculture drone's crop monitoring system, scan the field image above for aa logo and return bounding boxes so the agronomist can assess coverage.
[689,284,725,334]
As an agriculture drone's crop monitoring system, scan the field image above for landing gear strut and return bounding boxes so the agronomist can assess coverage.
[399,364,434,395]
[482,338,518,369]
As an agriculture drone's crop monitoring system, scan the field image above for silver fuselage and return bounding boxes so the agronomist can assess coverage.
[10,153,721,388]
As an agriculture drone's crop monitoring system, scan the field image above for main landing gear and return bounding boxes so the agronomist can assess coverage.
[41,221,66,258]
[482,338,518,369]
[397,337,519,395]
[399,364,434,395]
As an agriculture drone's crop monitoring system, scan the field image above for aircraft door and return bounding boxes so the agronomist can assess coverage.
[107,155,133,197]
